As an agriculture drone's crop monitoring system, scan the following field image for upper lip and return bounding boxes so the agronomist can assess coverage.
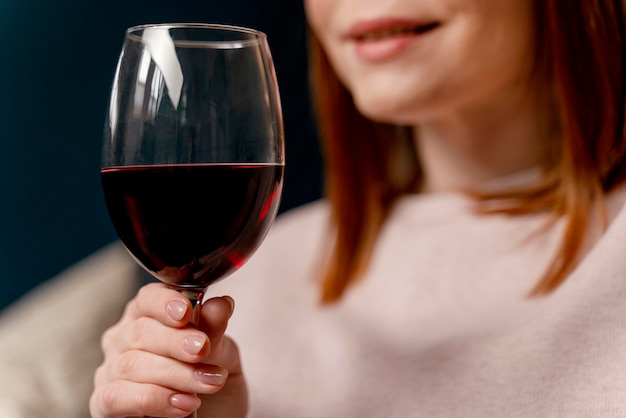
[346,17,441,40]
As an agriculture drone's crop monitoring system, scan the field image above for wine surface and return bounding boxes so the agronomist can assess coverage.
[101,163,283,287]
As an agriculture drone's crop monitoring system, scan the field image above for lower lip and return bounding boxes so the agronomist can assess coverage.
[353,33,420,62]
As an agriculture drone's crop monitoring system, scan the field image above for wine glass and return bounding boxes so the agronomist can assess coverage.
[101,23,284,416]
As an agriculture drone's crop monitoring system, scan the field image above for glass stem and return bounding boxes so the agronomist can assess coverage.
[179,287,205,327]
[177,287,205,418]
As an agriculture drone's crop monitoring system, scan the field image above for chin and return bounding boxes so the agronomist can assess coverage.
[352,92,425,126]
[349,77,456,126]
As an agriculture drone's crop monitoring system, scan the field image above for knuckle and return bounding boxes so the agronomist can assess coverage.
[122,295,139,319]
[116,351,139,379]
[98,383,122,414]
[134,390,160,412]
[89,389,104,417]
[93,363,107,387]
[129,316,151,349]
[131,284,159,315]
[100,326,117,354]
[94,382,163,417]
[136,283,153,301]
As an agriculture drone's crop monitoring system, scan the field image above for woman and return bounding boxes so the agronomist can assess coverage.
[90,0,626,416]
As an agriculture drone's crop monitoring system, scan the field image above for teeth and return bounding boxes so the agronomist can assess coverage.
[358,23,439,41]
[360,27,414,40]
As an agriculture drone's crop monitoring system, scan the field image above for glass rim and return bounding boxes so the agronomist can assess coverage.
[125,22,268,48]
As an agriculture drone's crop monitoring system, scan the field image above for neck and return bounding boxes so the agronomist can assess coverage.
[414,90,549,193]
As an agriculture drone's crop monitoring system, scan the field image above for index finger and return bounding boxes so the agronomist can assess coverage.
[126,283,193,328]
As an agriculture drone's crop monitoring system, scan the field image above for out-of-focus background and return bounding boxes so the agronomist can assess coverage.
[0,0,323,311]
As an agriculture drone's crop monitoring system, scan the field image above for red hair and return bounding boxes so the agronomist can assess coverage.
[309,0,626,303]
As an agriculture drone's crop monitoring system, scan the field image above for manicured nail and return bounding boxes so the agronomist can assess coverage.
[170,393,200,411]
[166,300,187,321]
[182,334,206,355]
[195,366,228,386]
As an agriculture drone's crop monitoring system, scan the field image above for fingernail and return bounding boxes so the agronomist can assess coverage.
[166,300,187,321]
[182,334,206,355]
[195,366,228,386]
[170,393,200,411]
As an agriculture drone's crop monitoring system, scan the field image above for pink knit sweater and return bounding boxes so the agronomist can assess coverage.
[211,183,626,417]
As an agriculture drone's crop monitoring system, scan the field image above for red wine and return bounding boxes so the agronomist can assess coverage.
[101,163,283,287]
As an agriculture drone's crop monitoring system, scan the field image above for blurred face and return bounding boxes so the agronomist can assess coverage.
[305,0,536,125]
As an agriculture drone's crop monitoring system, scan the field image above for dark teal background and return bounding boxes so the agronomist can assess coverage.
[0,0,322,310]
